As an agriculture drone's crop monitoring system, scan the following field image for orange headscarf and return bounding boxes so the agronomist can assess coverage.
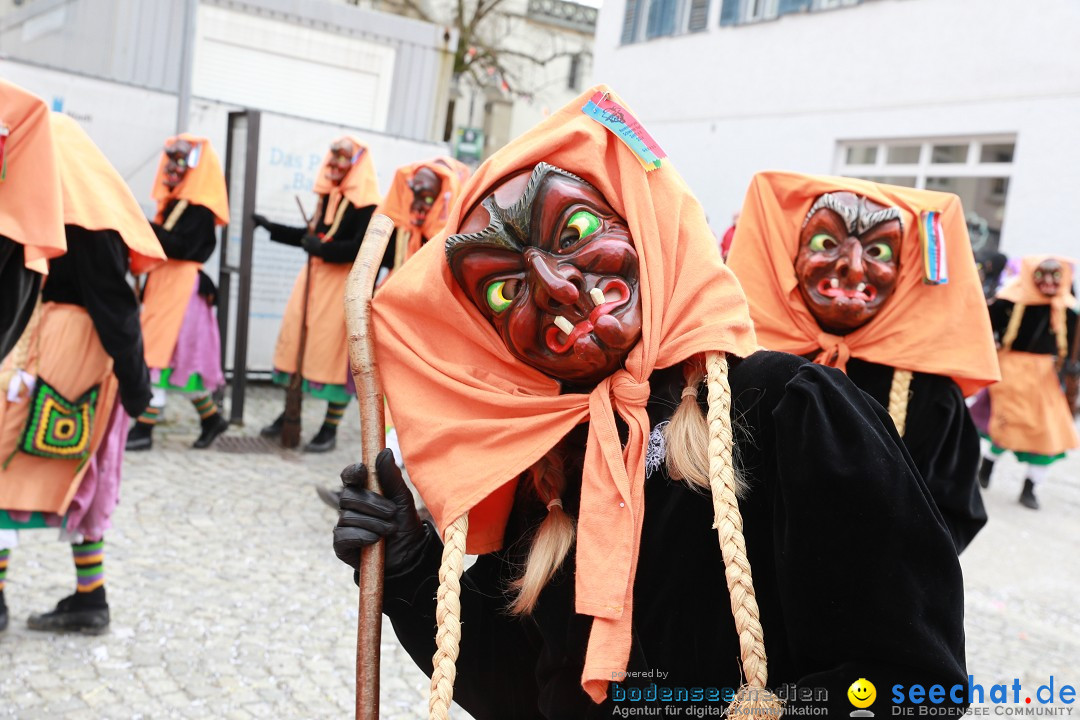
[371,85,757,702]
[374,158,463,257]
[727,171,999,397]
[50,113,165,275]
[0,80,65,274]
[311,135,380,225]
[151,134,229,226]
[433,155,472,184]
[995,255,1076,308]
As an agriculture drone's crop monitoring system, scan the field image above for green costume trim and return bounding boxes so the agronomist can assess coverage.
[980,434,1065,465]
[154,369,207,393]
[0,510,51,530]
[271,371,352,405]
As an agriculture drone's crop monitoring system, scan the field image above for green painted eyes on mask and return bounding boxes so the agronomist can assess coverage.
[809,233,893,263]
[563,210,600,249]
[486,280,515,313]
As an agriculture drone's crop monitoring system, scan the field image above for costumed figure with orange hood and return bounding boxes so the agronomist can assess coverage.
[0,110,165,634]
[976,256,1078,509]
[252,136,385,452]
[378,156,470,270]
[328,88,968,718]
[125,134,230,452]
[727,172,1000,553]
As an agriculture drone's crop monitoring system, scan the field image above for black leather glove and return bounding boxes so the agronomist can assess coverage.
[333,449,428,575]
[301,234,323,256]
[251,213,271,230]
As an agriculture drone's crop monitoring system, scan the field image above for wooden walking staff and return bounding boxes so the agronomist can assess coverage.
[281,196,317,448]
[344,213,395,719]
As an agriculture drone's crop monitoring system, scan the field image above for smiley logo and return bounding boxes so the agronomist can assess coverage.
[848,678,877,709]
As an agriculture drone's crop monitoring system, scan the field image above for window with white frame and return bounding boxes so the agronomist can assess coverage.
[621,0,710,43]
[835,136,1016,252]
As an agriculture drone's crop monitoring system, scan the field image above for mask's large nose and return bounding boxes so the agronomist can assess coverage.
[835,237,865,283]
[524,248,582,312]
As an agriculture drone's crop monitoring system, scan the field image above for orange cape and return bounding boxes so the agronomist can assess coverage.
[0,80,66,274]
[371,85,758,703]
[50,113,165,275]
[151,134,229,226]
[311,135,381,225]
[727,171,999,397]
[995,255,1076,309]
[374,158,463,258]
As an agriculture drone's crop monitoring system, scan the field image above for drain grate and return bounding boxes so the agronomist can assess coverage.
[212,436,281,454]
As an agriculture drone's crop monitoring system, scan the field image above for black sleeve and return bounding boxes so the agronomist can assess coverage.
[987,299,1012,341]
[381,523,543,719]
[1066,308,1079,364]
[264,221,306,247]
[764,361,967,714]
[319,204,375,265]
[151,204,218,263]
[0,238,41,361]
[902,375,988,553]
[68,228,151,417]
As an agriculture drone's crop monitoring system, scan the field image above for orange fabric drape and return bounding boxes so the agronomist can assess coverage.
[0,80,65,274]
[311,135,381,225]
[371,85,758,703]
[151,134,229,226]
[50,113,165,275]
[0,304,117,514]
[375,158,464,259]
[726,171,1000,397]
[271,258,350,385]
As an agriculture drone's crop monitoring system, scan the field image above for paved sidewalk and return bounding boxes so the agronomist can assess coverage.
[0,384,1077,718]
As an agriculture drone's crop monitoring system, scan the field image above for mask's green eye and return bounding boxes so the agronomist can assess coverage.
[865,242,894,263]
[425,197,435,205]
[566,210,601,241]
[809,233,836,252]
[486,280,514,313]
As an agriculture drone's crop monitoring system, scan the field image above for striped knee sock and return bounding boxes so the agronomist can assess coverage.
[192,395,219,420]
[138,406,162,425]
[0,548,9,593]
[324,402,347,427]
[72,540,104,593]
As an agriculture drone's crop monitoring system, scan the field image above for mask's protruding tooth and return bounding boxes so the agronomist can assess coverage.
[554,316,575,335]
[589,288,606,307]
[856,282,867,293]
[830,278,839,288]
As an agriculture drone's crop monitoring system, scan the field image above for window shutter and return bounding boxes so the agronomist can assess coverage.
[778,0,811,15]
[621,0,641,44]
[719,0,740,26]
[646,0,677,38]
[688,0,710,31]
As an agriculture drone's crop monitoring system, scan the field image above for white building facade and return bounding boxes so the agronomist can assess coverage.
[594,0,1080,257]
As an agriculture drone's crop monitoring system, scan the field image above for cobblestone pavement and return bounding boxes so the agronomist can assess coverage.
[1,384,1078,718]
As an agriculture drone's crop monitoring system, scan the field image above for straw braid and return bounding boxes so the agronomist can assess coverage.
[704,351,782,718]
[1052,306,1068,365]
[887,369,913,437]
[163,199,188,231]
[1000,303,1025,351]
[429,513,469,720]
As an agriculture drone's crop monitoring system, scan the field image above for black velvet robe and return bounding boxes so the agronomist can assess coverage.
[263,197,392,269]
[844,358,987,553]
[379,351,967,719]
[150,201,219,300]
[988,300,1078,355]
[40,226,151,418]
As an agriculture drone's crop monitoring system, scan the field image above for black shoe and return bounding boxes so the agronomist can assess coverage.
[193,413,229,449]
[315,485,342,509]
[0,590,8,632]
[977,457,994,489]
[303,424,337,453]
[1019,478,1039,510]
[27,588,109,635]
[125,421,154,452]
[260,413,285,439]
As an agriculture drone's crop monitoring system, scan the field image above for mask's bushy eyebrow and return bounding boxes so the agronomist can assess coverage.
[445,162,594,264]
[803,192,903,235]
